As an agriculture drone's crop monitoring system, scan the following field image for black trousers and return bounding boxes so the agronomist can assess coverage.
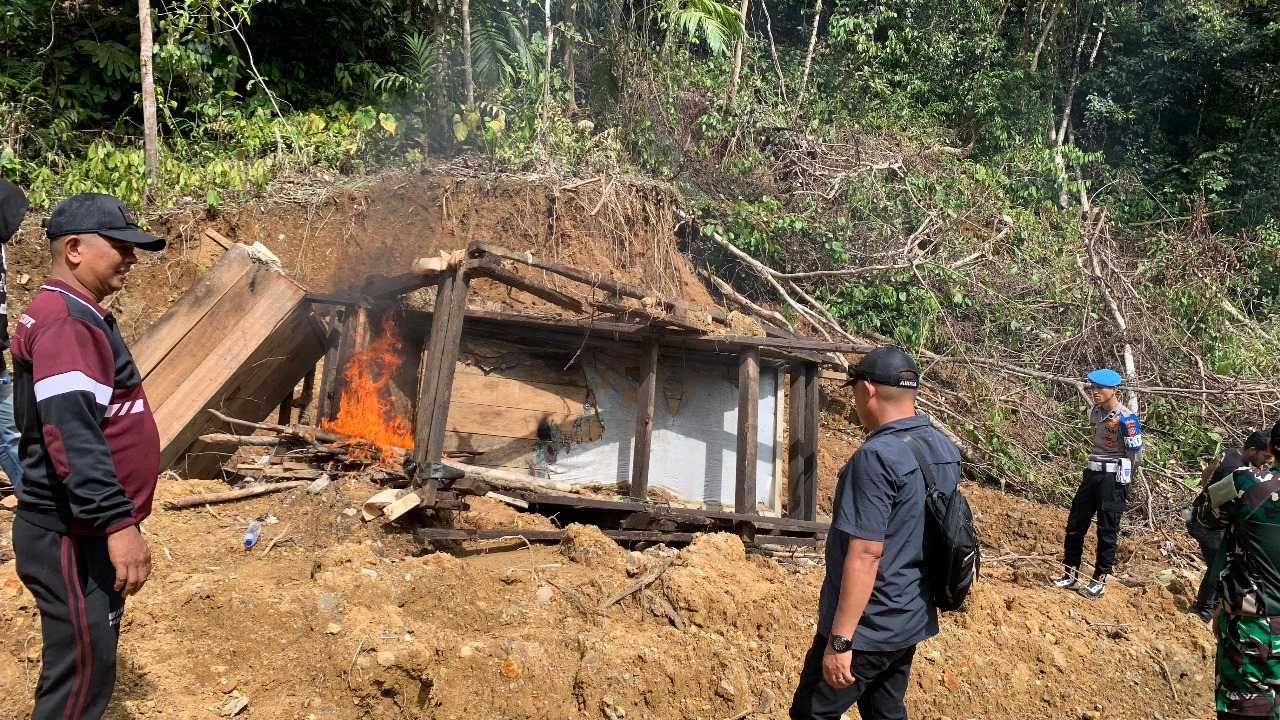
[1063,468,1129,576]
[13,514,125,720]
[789,634,917,720]
[1189,518,1225,614]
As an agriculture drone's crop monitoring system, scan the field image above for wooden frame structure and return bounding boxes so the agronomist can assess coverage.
[307,242,861,538]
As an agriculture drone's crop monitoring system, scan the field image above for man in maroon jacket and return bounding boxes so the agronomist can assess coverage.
[11,193,164,720]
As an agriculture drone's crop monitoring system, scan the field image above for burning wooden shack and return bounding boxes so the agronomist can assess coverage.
[148,240,869,548]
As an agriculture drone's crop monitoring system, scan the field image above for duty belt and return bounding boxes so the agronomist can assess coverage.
[1087,461,1120,473]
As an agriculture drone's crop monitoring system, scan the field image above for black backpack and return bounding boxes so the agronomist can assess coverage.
[899,432,980,611]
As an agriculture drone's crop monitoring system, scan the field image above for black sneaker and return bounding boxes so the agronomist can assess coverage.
[1079,575,1107,599]
[1051,566,1082,590]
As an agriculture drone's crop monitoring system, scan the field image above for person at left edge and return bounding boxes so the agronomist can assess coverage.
[11,193,164,720]
[0,179,28,492]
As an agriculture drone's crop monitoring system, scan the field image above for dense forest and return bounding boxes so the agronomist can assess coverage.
[3,0,1280,510]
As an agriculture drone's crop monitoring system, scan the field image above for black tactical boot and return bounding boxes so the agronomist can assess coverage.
[1051,565,1082,590]
[1080,573,1107,599]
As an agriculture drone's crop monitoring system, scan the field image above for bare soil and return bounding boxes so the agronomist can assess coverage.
[0,174,1219,719]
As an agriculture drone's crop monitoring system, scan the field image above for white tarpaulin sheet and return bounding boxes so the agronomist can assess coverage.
[543,349,780,512]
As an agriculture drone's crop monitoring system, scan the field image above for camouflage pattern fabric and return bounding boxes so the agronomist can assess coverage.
[1215,606,1280,717]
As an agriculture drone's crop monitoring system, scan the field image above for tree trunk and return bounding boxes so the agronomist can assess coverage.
[790,0,822,123]
[462,0,474,106]
[728,0,750,102]
[760,0,788,103]
[137,0,159,184]
[564,0,577,113]
[541,0,554,139]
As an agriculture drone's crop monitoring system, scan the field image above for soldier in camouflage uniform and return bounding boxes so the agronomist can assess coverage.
[1199,421,1280,720]
[1052,368,1143,599]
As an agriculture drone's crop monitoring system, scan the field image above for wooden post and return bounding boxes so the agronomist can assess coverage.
[315,308,344,422]
[788,361,808,520]
[298,366,316,422]
[735,346,760,514]
[276,388,293,425]
[802,363,819,520]
[630,337,660,501]
[412,266,472,477]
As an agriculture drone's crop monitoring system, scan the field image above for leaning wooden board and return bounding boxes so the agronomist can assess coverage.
[135,244,328,477]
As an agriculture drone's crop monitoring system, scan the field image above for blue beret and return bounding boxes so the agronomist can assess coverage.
[1087,369,1124,387]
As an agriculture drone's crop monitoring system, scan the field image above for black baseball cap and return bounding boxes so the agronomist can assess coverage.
[43,193,165,251]
[0,179,28,243]
[1244,430,1269,451]
[846,347,921,389]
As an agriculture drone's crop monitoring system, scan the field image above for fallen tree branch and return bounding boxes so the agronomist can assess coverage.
[598,554,676,613]
[163,481,310,510]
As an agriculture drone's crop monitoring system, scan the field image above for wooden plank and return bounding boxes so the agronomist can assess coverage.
[413,528,697,544]
[450,372,587,414]
[788,361,808,521]
[131,245,254,378]
[772,365,785,514]
[444,401,601,441]
[514,491,830,532]
[167,299,327,476]
[455,347,590,388]
[154,275,326,472]
[802,363,820,521]
[413,268,472,472]
[152,275,302,448]
[630,337,659,500]
[735,346,760,515]
[142,266,263,408]
[314,309,343,421]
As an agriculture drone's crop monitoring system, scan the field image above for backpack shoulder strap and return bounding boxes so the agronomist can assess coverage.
[896,431,939,495]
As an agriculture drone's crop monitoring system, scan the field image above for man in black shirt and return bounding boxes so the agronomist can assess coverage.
[1188,430,1271,621]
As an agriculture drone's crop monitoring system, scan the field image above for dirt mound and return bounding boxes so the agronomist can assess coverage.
[0,478,1220,720]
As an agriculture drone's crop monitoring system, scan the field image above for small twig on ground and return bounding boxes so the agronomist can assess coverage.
[164,481,309,510]
[986,553,1058,564]
[262,523,292,555]
[598,555,676,613]
[542,576,596,616]
[347,636,368,689]
[1146,647,1178,703]
[641,589,686,631]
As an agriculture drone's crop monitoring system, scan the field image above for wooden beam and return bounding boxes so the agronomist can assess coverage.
[319,307,358,422]
[470,258,586,313]
[276,388,293,425]
[735,346,760,515]
[471,242,730,326]
[413,528,697,544]
[314,310,341,421]
[412,267,472,475]
[802,363,820,521]
[630,337,659,500]
[788,361,808,521]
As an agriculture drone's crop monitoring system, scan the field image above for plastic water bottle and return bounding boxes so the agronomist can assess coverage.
[243,519,263,549]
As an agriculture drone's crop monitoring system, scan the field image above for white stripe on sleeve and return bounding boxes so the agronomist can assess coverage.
[33,371,112,406]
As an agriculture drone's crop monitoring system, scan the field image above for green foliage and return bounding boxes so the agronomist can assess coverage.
[664,0,745,57]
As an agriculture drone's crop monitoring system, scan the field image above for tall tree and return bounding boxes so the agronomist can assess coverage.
[563,0,578,113]
[138,0,159,182]
[727,0,749,102]
[463,0,476,105]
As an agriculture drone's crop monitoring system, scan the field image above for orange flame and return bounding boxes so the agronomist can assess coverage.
[322,316,415,462]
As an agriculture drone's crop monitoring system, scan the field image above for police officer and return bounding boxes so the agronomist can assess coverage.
[1052,368,1143,599]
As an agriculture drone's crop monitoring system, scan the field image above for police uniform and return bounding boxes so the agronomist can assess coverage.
[1054,369,1142,598]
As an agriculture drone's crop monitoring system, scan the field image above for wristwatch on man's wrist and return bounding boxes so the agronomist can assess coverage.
[828,634,852,653]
